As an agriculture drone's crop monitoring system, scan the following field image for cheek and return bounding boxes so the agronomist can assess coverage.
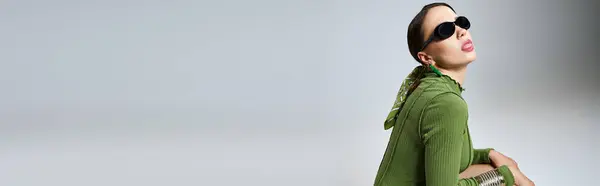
[432,40,462,58]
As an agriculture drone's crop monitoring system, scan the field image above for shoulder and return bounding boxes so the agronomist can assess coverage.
[425,92,467,113]
[415,80,466,110]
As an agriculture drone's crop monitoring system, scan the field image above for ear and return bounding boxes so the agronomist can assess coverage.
[417,51,434,65]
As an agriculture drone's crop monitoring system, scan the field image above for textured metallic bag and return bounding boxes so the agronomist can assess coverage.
[474,169,506,186]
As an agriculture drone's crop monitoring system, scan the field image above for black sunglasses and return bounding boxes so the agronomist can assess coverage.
[420,16,471,51]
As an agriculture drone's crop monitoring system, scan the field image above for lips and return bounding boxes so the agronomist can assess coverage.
[462,39,474,52]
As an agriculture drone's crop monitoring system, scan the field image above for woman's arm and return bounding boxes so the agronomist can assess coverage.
[421,93,515,186]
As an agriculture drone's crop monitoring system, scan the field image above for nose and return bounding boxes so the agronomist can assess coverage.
[456,25,467,39]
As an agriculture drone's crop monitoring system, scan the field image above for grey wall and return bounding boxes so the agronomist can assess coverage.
[1,0,598,185]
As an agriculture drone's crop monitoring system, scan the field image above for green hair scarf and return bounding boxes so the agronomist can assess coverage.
[383,65,443,130]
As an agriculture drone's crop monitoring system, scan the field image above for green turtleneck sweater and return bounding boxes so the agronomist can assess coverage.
[374,72,514,186]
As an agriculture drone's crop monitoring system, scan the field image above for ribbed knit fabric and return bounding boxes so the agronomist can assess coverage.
[472,148,493,164]
[374,72,514,186]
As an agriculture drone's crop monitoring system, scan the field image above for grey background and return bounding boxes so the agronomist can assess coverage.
[1,0,598,185]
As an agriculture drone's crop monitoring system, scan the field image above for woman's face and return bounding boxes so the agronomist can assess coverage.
[419,6,476,69]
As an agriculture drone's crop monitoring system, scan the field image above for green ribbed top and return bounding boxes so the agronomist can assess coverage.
[374,71,514,186]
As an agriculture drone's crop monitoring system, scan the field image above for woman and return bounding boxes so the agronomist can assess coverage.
[373,3,534,186]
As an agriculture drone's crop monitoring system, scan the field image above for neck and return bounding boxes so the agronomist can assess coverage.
[437,66,467,86]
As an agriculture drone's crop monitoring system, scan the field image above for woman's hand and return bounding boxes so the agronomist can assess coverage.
[506,165,535,186]
[489,150,517,168]
[490,150,534,186]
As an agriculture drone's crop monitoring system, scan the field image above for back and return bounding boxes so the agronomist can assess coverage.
[374,72,471,186]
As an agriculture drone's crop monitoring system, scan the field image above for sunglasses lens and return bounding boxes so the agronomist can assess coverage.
[436,22,455,39]
[456,16,470,29]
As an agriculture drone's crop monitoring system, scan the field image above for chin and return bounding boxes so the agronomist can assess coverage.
[465,51,477,63]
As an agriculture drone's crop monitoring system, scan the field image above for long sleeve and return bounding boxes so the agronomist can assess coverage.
[472,148,493,164]
[420,92,514,186]
[420,92,479,186]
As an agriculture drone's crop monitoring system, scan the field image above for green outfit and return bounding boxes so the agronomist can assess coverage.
[374,66,514,186]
